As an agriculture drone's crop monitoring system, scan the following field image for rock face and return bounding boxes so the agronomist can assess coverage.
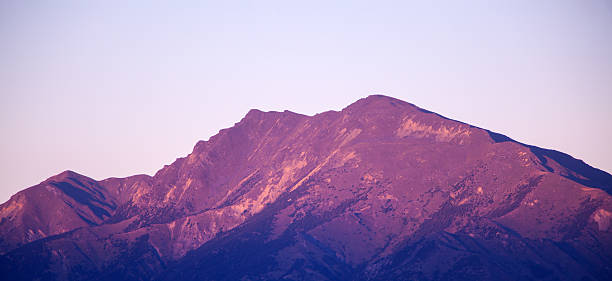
[1,95,611,281]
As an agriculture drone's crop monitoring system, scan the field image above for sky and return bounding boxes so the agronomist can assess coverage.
[1,0,611,203]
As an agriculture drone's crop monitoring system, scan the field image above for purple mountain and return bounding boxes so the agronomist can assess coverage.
[1,95,611,281]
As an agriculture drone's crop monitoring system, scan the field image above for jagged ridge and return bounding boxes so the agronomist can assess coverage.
[1,95,611,281]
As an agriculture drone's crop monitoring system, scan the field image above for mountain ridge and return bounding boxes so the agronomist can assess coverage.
[1,95,611,280]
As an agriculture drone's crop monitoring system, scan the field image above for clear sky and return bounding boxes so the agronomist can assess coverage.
[1,1,611,203]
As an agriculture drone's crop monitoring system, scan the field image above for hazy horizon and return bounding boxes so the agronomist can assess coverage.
[1,0,611,203]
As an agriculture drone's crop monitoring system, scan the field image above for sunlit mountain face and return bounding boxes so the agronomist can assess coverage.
[1,95,611,281]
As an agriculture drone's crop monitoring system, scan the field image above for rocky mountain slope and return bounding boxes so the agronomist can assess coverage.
[1,95,611,281]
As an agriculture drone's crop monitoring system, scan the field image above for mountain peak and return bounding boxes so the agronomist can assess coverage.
[45,170,83,182]
[364,94,405,102]
[343,94,422,113]
[243,108,305,120]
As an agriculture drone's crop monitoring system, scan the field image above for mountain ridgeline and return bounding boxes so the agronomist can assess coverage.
[1,95,611,281]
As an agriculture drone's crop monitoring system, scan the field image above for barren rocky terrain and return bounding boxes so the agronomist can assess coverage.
[1,95,611,281]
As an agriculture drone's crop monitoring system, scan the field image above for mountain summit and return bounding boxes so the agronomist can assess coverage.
[1,95,611,281]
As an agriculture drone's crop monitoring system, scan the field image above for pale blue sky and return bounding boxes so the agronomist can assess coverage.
[1,1,611,203]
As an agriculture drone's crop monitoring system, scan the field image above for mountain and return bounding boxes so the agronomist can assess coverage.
[1,95,611,281]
